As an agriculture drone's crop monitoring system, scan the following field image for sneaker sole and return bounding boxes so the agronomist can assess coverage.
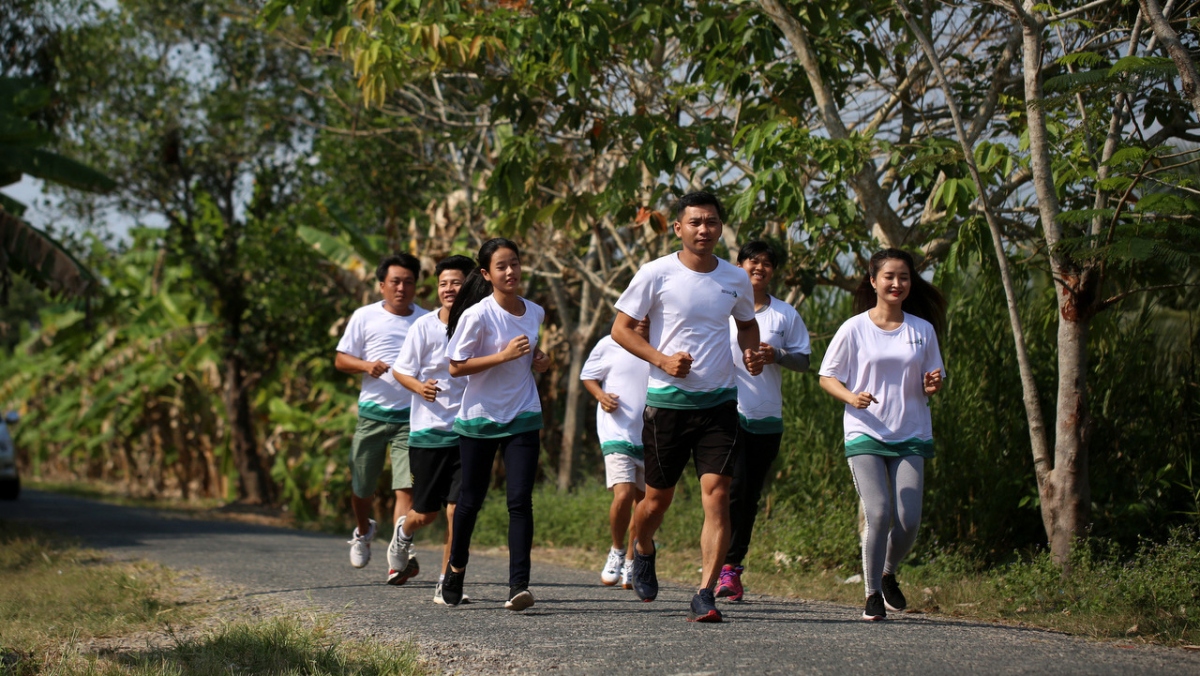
[622,581,632,590]
[505,591,534,611]
[386,569,413,586]
[884,602,905,612]
[861,613,886,621]
[688,609,723,623]
[715,587,744,601]
[601,577,620,586]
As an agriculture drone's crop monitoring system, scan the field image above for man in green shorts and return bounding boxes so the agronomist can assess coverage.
[335,253,427,581]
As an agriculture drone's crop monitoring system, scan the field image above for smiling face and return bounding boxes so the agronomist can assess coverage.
[380,264,418,314]
[437,269,466,311]
[674,204,723,257]
[740,252,774,294]
[871,258,912,307]
[481,246,522,296]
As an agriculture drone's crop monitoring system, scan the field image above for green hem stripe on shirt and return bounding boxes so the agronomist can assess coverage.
[739,415,784,435]
[645,386,736,410]
[358,401,410,424]
[600,440,644,459]
[409,428,459,448]
[453,410,543,439]
[844,435,935,459]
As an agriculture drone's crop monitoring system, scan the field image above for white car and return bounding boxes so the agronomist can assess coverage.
[0,411,19,500]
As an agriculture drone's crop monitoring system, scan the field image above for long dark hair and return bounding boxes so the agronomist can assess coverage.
[446,238,521,339]
[852,248,947,337]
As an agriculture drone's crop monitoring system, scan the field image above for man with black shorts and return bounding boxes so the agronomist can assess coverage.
[612,191,763,623]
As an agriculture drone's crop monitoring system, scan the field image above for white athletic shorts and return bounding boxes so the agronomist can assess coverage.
[604,453,645,491]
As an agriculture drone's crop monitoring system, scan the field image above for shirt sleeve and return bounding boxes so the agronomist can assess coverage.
[783,306,812,356]
[335,310,364,356]
[615,266,656,321]
[446,307,485,363]
[730,273,756,323]
[818,319,856,382]
[923,327,946,378]
[393,322,423,378]
[580,340,611,382]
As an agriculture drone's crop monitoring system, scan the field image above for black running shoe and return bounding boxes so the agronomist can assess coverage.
[505,584,535,611]
[631,545,658,602]
[881,573,906,612]
[862,591,886,621]
[441,567,465,607]
[688,588,723,623]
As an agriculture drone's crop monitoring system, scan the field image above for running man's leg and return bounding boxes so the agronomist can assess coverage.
[500,430,540,587]
[726,431,783,566]
[442,503,456,579]
[698,472,733,590]
[632,406,693,556]
[884,455,924,574]
[449,436,497,572]
[349,418,394,536]
[633,485,674,555]
[607,453,644,551]
[389,421,414,523]
[847,454,891,596]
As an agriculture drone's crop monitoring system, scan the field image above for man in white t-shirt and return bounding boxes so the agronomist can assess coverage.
[612,191,764,623]
[335,253,428,575]
[580,319,651,589]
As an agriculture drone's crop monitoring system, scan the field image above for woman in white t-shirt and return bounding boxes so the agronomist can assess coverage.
[441,238,549,611]
[818,248,946,622]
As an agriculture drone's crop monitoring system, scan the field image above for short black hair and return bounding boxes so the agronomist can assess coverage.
[673,191,726,223]
[435,254,476,278]
[737,240,779,267]
[376,253,420,282]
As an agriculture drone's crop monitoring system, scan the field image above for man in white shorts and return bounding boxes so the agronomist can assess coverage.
[335,253,427,580]
[580,319,651,588]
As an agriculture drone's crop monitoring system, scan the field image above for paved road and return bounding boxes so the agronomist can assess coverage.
[3,489,1197,675]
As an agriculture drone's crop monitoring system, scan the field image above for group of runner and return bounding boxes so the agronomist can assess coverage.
[334,190,946,622]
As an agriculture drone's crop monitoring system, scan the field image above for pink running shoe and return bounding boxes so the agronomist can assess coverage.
[715,564,744,601]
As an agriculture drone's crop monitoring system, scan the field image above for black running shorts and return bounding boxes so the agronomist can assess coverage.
[641,400,740,490]
[409,444,463,514]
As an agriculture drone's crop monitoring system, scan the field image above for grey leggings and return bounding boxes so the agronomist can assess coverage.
[847,454,925,596]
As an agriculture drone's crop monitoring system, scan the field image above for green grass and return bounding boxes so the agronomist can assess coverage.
[0,521,429,676]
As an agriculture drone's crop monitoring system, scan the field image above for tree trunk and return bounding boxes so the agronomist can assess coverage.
[223,352,272,504]
[1042,312,1092,562]
[558,335,590,492]
[1138,0,1200,120]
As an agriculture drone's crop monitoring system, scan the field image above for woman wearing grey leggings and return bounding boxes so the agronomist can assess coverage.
[818,249,946,621]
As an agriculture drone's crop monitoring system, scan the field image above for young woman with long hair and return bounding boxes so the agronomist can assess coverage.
[441,238,549,611]
[818,248,947,621]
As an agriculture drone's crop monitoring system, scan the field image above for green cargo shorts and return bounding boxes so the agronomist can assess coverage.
[349,417,412,498]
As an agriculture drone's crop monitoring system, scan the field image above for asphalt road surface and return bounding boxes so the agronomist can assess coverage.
[3,489,1198,675]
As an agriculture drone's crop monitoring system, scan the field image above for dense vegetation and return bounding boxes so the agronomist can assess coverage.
[2,0,1198,576]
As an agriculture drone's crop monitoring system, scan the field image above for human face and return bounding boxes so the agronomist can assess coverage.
[437,269,466,311]
[481,246,522,296]
[380,265,418,314]
[674,204,723,257]
[871,258,911,307]
[740,253,774,294]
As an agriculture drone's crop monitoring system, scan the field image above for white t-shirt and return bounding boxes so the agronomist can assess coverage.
[579,335,650,458]
[393,311,465,448]
[615,252,756,410]
[446,295,544,438]
[336,301,428,423]
[728,296,811,434]
[818,312,945,456]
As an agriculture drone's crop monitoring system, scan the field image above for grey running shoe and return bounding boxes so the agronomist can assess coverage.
[881,573,906,611]
[441,567,465,606]
[862,591,887,621]
[688,588,722,623]
[631,544,658,601]
[505,584,535,611]
[347,519,376,568]
[387,517,411,572]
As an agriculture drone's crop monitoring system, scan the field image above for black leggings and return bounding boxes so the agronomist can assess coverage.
[725,430,783,566]
[449,430,540,586]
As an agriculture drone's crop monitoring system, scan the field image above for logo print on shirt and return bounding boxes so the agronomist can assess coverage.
[908,338,925,346]
[721,289,738,298]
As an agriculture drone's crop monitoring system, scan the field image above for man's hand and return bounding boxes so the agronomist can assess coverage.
[758,342,777,365]
[420,379,441,402]
[852,392,879,409]
[501,335,532,362]
[923,368,943,395]
[367,360,390,378]
[532,349,551,373]
[658,352,694,378]
[743,348,765,376]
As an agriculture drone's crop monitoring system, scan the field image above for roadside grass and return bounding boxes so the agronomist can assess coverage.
[476,481,1200,648]
[0,520,429,675]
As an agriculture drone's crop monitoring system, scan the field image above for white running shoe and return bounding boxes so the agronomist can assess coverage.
[433,582,469,605]
[348,519,376,568]
[621,558,634,589]
[601,547,625,586]
[387,517,412,572]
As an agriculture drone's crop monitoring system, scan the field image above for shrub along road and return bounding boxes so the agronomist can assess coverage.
[3,489,1197,675]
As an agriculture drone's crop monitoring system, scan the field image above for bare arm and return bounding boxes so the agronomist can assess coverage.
[734,317,764,375]
[336,352,389,378]
[394,370,440,402]
[583,379,620,412]
[448,335,530,377]
[611,312,693,377]
[819,375,877,409]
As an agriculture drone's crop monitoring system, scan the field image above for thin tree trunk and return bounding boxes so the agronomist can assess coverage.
[1138,0,1200,120]
[223,352,271,504]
